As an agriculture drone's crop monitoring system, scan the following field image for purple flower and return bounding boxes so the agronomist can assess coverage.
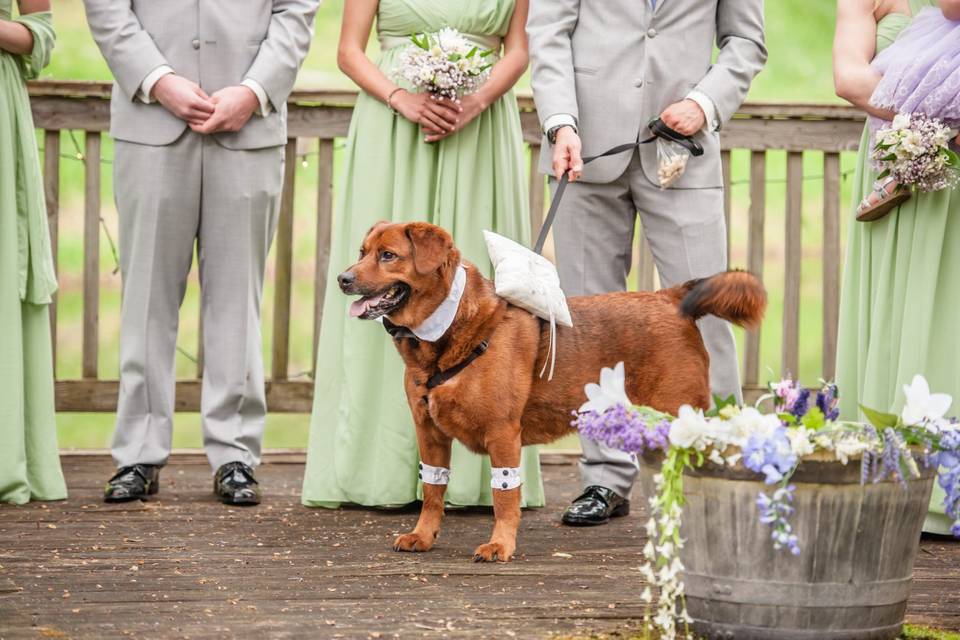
[816,383,840,421]
[573,407,670,456]
[743,426,797,485]
[756,485,800,555]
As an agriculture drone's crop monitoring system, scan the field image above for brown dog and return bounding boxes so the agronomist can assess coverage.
[337,221,766,562]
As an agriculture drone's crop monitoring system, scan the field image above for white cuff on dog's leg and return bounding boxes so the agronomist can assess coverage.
[491,467,522,491]
[418,462,450,485]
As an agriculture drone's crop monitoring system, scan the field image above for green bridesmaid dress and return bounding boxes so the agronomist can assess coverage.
[302,0,545,508]
[835,0,959,534]
[0,3,66,504]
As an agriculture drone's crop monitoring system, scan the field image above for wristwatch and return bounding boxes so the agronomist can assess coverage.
[547,123,577,145]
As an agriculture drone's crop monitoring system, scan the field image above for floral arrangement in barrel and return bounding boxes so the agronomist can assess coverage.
[574,363,960,640]
[394,28,494,100]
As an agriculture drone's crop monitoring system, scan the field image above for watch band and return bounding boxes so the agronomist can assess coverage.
[547,123,577,145]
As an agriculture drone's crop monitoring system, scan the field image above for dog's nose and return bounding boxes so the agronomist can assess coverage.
[337,271,356,291]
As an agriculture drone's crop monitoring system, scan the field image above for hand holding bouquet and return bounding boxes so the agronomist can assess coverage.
[858,113,960,221]
[395,28,494,101]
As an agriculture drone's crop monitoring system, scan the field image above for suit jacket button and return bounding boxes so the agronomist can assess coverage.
[634,79,644,88]
[647,28,657,38]
[191,38,201,49]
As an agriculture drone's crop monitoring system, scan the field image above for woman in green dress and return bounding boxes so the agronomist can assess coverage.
[0,0,66,504]
[302,0,544,508]
[834,0,960,534]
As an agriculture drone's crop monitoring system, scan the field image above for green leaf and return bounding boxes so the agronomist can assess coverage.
[859,404,900,430]
[480,50,494,57]
[877,169,890,180]
[945,148,960,169]
[466,46,478,58]
[411,33,429,50]
[704,393,738,417]
[800,407,826,431]
[448,53,462,61]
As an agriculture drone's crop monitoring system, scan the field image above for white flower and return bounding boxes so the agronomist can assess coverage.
[834,437,869,465]
[579,362,631,413]
[787,428,815,458]
[436,27,468,53]
[669,405,711,449]
[902,374,953,426]
[640,586,653,603]
[726,406,781,443]
[891,113,911,131]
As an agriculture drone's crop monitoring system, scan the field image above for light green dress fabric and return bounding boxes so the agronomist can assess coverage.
[0,3,66,504]
[835,0,958,534]
[302,0,545,508]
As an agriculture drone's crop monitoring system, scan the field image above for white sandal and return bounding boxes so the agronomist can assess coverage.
[856,176,911,222]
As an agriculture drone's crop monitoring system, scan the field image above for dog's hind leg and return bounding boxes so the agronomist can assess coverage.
[473,428,522,563]
[394,417,452,554]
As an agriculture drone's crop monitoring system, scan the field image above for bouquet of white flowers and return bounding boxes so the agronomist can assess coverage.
[872,113,960,193]
[394,28,494,100]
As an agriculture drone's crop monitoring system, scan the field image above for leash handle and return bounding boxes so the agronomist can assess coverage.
[533,141,644,255]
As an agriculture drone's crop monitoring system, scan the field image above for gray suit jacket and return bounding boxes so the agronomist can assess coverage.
[84,0,318,150]
[527,0,766,186]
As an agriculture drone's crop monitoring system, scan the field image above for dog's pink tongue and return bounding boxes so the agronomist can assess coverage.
[349,294,384,318]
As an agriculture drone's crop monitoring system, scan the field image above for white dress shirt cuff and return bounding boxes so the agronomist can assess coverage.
[543,113,578,137]
[137,65,175,104]
[242,79,272,117]
[686,90,720,132]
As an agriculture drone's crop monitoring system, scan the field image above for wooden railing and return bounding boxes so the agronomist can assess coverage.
[29,81,866,412]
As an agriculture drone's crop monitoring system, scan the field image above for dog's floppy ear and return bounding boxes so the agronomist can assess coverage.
[405,222,455,274]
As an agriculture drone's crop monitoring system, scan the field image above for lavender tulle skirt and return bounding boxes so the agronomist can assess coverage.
[870,7,960,129]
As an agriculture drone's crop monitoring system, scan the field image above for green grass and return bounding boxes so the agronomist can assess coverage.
[41,0,848,449]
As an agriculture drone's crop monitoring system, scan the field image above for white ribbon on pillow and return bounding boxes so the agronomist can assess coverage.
[483,231,572,380]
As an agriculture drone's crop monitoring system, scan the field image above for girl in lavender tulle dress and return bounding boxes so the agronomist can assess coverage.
[857,6,960,221]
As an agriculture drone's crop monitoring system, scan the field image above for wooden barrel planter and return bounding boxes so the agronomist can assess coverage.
[638,453,936,640]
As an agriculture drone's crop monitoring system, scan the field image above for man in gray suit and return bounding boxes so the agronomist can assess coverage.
[85,0,318,505]
[528,0,766,525]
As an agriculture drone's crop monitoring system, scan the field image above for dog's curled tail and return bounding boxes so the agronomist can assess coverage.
[669,270,767,330]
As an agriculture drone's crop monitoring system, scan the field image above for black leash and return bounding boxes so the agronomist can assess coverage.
[533,141,642,255]
[533,119,704,255]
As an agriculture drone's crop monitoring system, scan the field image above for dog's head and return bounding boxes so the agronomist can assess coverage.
[337,221,461,327]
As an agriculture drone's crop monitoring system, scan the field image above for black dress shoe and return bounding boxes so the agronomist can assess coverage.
[214,462,261,506]
[104,464,160,503]
[561,485,630,526]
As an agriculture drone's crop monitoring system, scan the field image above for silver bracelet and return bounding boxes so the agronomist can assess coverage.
[387,87,404,114]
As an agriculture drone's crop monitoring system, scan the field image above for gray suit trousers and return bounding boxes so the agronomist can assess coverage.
[552,151,741,499]
[110,131,283,471]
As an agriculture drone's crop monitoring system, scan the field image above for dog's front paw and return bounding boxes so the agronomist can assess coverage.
[472,541,514,563]
[393,531,436,553]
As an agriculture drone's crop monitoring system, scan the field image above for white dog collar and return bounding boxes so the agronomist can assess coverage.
[491,467,522,491]
[418,462,450,485]
[411,265,467,342]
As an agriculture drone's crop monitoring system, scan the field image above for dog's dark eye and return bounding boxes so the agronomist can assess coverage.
[380,251,397,262]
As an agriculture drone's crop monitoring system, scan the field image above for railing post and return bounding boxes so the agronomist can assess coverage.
[528,143,545,246]
[822,153,842,381]
[313,138,334,374]
[782,151,803,379]
[82,132,100,379]
[722,149,732,269]
[271,138,298,382]
[744,151,766,387]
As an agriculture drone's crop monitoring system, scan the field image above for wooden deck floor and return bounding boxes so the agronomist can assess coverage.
[1,454,959,639]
